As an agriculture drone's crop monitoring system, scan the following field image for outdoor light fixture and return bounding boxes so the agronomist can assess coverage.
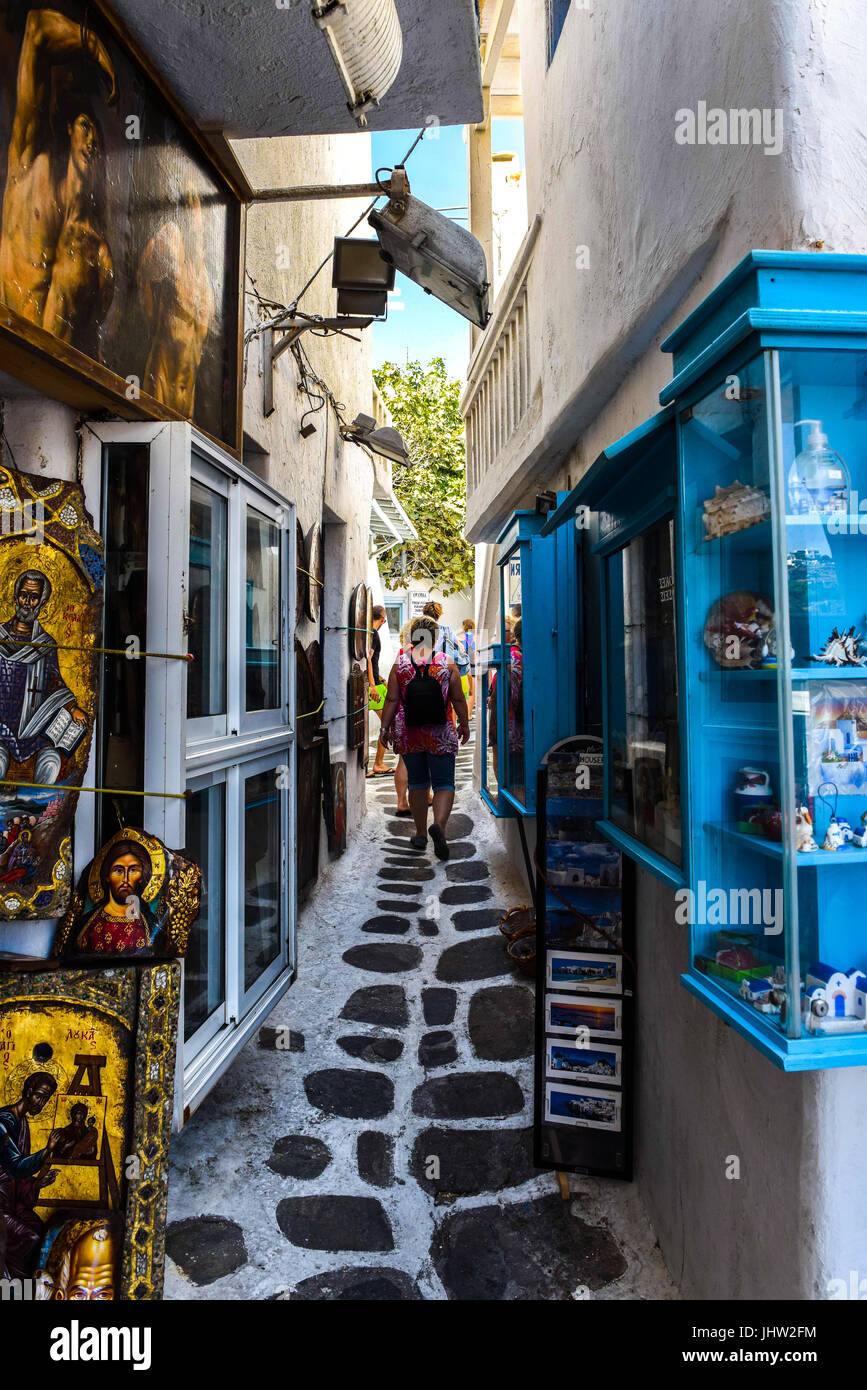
[368,169,491,329]
[332,236,395,317]
[342,412,411,466]
[311,0,404,128]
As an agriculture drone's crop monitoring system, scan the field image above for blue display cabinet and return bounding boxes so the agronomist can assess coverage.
[480,505,579,816]
[661,250,867,1070]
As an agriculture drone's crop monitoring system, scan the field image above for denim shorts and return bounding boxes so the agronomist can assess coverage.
[402,751,456,792]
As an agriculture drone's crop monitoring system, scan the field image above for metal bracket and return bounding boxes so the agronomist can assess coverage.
[263,315,373,417]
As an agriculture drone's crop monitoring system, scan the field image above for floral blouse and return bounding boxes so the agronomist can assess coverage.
[391,652,458,756]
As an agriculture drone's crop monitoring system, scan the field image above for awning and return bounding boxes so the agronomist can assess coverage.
[370,488,417,550]
[539,406,676,535]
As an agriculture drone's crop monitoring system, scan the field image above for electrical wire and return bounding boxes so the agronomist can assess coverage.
[245,124,428,345]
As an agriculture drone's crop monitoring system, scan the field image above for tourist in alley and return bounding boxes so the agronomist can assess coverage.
[379,614,470,859]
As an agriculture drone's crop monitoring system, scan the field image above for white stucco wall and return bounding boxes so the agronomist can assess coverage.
[238,131,378,862]
[471,0,867,1298]
[468,0,867,539]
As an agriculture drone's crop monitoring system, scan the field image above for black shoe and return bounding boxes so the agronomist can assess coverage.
[410,834,428,850]
[429,824,449,861]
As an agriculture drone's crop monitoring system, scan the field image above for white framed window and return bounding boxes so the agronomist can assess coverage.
[81,421,297,1125]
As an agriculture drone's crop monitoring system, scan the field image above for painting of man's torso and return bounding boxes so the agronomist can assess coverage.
[0,2,239,447]
[0,467,102,920]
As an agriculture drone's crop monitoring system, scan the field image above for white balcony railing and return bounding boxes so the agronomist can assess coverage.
[461,215,541,499]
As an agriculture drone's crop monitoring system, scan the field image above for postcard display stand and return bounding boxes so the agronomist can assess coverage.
[534,736,634,1179]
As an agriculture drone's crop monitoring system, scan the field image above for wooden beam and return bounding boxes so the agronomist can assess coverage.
[491,92,523,118]
[481,0,517,88]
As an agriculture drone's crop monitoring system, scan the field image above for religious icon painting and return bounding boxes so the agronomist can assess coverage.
[0,962,180,1299]
[0,467,103,923]
[327,762,347,856]
[347,662,366,749]
[52,829,201,965]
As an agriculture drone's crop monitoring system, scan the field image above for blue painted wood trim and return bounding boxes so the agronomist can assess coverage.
[498,786,533,818]
[661,308,867,405]
[479,786,515,819]
[596,819,687,889]
[591,488,676,556]
[540,407,676,534]
[661,249,867,354]
[681,971,867,1071]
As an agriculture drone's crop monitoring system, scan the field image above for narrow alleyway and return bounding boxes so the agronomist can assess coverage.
[164,734,676,1301]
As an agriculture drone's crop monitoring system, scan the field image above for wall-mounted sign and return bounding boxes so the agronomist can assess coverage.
[0,2,242,451]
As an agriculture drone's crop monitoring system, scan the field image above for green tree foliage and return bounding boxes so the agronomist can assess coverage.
[372,358,474,596]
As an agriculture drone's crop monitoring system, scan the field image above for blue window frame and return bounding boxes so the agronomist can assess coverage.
[547,0,572,65]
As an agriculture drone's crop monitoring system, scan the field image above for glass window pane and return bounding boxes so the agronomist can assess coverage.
[607,517,681,865]
[184,783,226,1040]
[99,442,149,842]
[244,769,282,989]
[502,551,525,804]
[187,479,227,719]
[246,510,281,711]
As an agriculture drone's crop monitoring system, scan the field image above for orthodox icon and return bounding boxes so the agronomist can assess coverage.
[0,467,102,921]
[52,829,201,964]
[295,637,319,752]
[347,662,366,748]
[0,963,180,1299]
[327,762,347,856]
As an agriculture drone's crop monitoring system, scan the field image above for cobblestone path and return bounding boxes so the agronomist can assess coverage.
[165,736,676,1300]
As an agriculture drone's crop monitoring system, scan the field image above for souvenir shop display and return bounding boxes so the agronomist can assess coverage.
[52,830,200,964]
[670,253,867,1068]
[348,582,368,661]
[0,468,103,923]
[701,480,770,540]
[533,735,633,1179]
[0,963,180,1299]
[703,590,774,669]
[787,420,851,518]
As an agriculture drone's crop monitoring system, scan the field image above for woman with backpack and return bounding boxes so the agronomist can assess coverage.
[379,614,470,860]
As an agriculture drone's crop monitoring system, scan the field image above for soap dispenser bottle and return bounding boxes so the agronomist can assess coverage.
[788,420,850,518]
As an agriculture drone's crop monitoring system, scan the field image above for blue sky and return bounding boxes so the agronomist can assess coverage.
[371,120,525,382]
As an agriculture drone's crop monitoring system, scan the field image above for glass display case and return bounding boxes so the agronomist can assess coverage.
[665,251,867,1069]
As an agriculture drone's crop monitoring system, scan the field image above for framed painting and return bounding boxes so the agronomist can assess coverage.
[0,962,180,1300]
[0,467,103,922]
[0,1,243,452]
[52,828,201,965]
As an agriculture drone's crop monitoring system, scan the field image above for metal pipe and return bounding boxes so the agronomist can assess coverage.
[251,182,384,203]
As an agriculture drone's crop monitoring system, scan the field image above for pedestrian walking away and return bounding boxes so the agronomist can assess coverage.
[379,614,470,859]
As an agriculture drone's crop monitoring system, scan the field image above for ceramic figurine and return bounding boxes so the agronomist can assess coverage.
[823,818,846,851]
[804,963,867,1033]
[795,804,819,853]
[852,812,867,848]
[837,817,854,843]
[811,625,867,667]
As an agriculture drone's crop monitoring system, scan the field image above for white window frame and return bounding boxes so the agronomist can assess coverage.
[80,421,297,1128]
